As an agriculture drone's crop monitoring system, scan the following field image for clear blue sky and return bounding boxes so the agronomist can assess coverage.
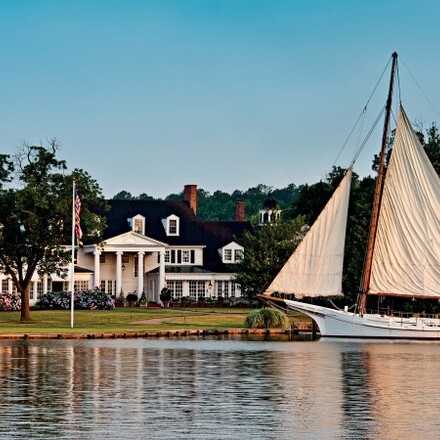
[1,0,440,198]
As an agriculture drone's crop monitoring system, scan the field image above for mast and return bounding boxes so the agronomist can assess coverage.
[359,52,398,313]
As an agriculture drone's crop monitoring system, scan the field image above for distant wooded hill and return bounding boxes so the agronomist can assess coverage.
[112,183,300,222]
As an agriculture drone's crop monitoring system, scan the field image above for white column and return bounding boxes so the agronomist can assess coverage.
[137,251,144,295]
[43,274,48,295]
[94,248,101,289]
[158,250,165,303]
[116,251,123,296]
[32,280,38,303]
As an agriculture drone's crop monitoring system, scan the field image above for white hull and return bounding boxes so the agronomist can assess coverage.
[285,299,440,339]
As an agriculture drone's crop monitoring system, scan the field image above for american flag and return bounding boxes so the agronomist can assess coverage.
[75,191,83,246]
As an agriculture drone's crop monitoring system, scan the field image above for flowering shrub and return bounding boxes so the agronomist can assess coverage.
[0,292,22,311]
[38,290,115,310]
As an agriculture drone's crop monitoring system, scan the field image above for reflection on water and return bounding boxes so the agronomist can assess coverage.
[0,337,439,440]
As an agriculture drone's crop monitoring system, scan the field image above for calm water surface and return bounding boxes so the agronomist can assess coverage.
[0,336,439,440]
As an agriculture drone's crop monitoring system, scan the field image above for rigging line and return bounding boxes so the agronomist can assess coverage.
[400,56,440,120]
[332,109,366,167]
[332,55,393,168]
[350,106,386,166]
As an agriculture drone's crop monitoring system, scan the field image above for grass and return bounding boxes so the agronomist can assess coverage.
[0,307,311,336]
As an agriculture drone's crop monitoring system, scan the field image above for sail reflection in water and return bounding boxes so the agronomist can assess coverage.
[0,338,439,440]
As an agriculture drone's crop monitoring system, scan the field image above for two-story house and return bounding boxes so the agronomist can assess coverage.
[0,185,253,305]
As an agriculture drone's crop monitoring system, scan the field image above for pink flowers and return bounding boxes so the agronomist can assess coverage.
[0,292,22,311]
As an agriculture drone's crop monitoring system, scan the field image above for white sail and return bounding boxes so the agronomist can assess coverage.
[264,168,352,298]
[370,106,440,298]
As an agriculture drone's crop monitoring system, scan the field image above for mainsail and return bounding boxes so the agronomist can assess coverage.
[264,168,352,298]
[369,106,440,298]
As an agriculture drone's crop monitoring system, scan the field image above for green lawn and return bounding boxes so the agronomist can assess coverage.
[0,307,311,335]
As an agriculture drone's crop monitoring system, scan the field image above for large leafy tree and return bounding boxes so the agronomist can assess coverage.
[233,216,307,299]
[0,141,107,322]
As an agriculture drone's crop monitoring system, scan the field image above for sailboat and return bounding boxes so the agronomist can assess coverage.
[262,52,440,339]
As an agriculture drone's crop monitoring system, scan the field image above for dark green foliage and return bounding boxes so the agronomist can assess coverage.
[125,293,139,303]
[244,307,289,329]
[286,166,348,225]
[112,190,134,200]
[422,123,440,174]
[112,190,155,200]
[118,184,300,222]
[233,216,307,299]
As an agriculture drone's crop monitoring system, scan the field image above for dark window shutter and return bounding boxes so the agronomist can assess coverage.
[190,250,195,264]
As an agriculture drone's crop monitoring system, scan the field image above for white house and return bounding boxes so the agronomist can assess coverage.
[0,185,252,305]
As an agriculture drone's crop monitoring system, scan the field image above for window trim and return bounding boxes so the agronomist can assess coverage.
[166,215,180,236]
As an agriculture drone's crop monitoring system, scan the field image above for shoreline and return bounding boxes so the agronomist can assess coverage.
[0,323,313,340]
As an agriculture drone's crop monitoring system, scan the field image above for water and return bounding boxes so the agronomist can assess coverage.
[0,337,439,440]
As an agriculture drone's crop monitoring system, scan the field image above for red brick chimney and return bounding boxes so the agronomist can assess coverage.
[184,184,197,217]
[235,200,246,222]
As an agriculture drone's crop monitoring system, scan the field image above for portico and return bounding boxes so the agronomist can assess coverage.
[82,231,167,302]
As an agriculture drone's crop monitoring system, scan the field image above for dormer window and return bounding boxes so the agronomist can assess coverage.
[221,242,244,264]
[164,214,180,236]
[132,215,145,235]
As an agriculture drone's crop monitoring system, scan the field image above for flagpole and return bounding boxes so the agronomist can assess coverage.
[71,180,76,329]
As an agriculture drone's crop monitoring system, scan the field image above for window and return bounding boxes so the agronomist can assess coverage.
[167,249,195,265]
[197,281,206,299]
[224,249,232,262]
[101,280,115,295]
[134,255,139,278]
[100,253,106,263]
[1,279,8,292]
[231,281,238,297]
[189,281,197,299]
[74,280,89,292]
[134,218,143,233]
[168,280,183,300]
[169,219,177,234]
[216,280,230,298]
[188,281,206,300]
[234,249,243,262]
[165,215,179,236]
[37,281,44,299]
[132,215,145,234]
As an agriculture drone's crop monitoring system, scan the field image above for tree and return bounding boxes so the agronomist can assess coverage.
[0,141,107,322]
[233,216,307,299]
[112,190,134,200]
[423,123,440,174]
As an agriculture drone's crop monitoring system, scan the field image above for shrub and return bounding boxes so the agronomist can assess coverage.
[0,292,22,311]
[126,293,138,303]
[244,307,289,329]
[38,291,115,310]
